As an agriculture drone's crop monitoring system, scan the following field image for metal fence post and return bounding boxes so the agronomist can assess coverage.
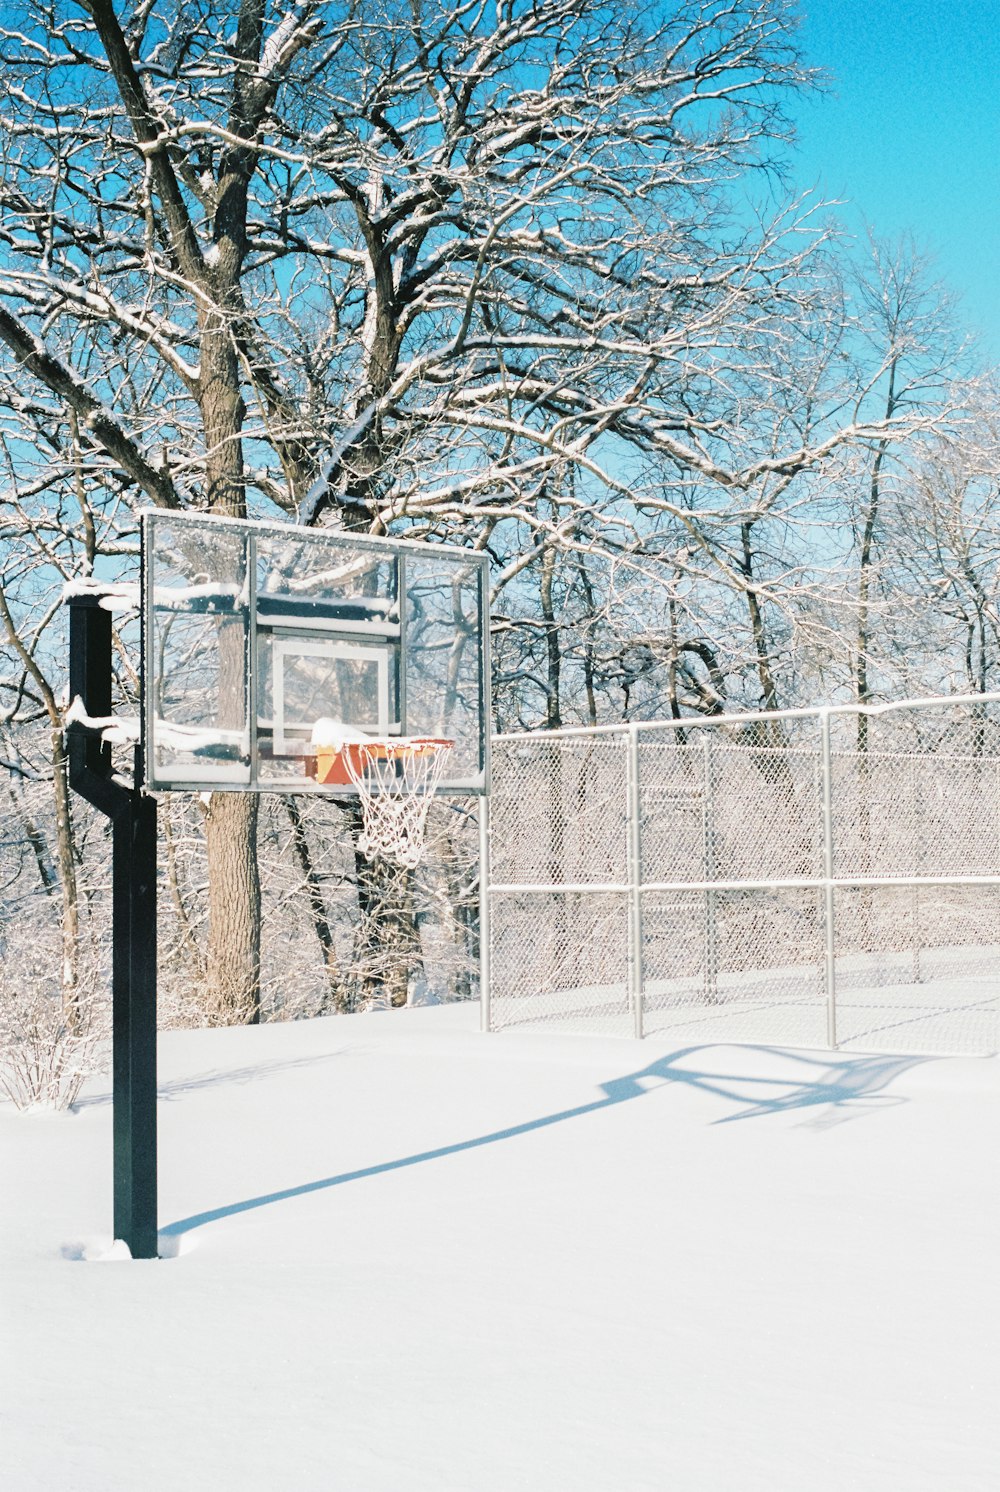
[820,708,838,1049]
[479,792,492,1032]
[702,733,719,1003]
[626,726,644,1038]
[911,754,922,984]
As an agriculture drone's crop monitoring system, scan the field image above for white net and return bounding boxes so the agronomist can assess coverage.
[343,738,454,870]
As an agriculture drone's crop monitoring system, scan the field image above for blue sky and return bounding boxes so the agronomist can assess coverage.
[791,0,999,359]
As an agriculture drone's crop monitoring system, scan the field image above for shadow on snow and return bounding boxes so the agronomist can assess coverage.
[74,1050,349,1109]
[161,1044,925,1240]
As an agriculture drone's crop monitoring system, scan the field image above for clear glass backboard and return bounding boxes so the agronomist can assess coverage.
[141,511,490,794]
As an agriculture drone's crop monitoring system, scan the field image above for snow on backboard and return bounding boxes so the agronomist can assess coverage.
[141,511,490,795]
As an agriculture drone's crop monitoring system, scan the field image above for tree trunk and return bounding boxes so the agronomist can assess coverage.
[352,836,423,1009]
[854,359,898,950]
[196,431,262,1020]
[204,791,261,1023]
[198,290,261,1020]
[539,520,562,730]
[740,521,780,719]
[856,356,898,752]
[285,796,343,1008]
[162,801,204,972]
[50,728,82,1026]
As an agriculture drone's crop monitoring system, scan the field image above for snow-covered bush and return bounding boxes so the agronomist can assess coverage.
[0,932,109,1111]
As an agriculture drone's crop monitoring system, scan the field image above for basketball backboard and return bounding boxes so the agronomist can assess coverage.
[141,511,490,794]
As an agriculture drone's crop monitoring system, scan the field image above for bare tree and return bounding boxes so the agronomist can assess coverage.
[0,526,86,1020]
[845,235,973,746]
[887,390,1000,697]
[0,0,958,1017]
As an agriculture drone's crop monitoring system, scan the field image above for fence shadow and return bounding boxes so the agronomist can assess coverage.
[160,1044,926,1241]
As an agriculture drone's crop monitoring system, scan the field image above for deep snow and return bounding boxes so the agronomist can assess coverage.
[2,1003,998,1491]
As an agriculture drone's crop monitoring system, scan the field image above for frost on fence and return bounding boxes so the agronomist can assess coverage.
[488,702,1000,1055]
[491,889,631,1038]
[639,887,828,1049]
[832,884,1000,1051]
[490,734,628,887]
[489,736,632,1036]
[637,725,824,885]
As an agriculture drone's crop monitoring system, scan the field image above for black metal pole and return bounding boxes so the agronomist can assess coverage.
[68,597,159,1260]
[112,790,158,1258]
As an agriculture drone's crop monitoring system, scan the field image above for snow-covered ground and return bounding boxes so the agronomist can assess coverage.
[491,950,1000,1055]
[2,1003,998,1491]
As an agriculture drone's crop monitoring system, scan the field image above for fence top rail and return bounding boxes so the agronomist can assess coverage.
[494,691,1000,745]
[490,874,1000,895]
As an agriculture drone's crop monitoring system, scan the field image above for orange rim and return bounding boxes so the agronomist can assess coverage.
[355,737,453,761]
[311,737,453,784]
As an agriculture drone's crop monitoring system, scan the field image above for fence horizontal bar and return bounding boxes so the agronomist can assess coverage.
[495,690,1000,744]
[491,881,630,895]
[491,875,1000,895]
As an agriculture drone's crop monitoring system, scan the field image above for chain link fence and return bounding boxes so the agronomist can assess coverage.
[484,698,1000,1055]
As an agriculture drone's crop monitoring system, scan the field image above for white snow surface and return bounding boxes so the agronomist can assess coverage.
[2,1003,998,1492]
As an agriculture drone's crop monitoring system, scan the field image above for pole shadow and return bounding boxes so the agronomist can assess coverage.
[161,1044,926,1241]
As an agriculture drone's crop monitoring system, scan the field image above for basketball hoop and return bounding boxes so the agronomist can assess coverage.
[313,731,454,869]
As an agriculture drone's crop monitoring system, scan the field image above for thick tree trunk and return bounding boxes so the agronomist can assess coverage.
[197,283,262,1020]
[204,791,261,1023]
[198,590,262,1021]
